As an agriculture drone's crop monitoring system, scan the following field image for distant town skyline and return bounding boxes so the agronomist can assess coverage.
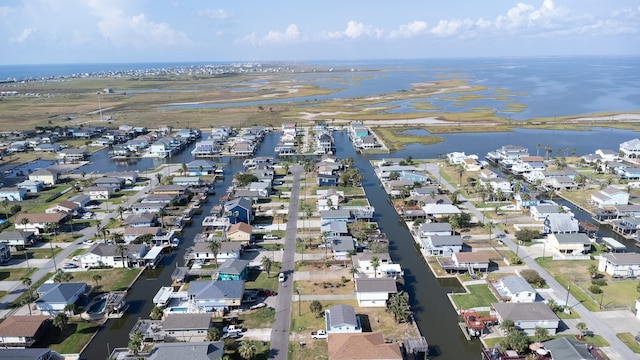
[1,0,639,65]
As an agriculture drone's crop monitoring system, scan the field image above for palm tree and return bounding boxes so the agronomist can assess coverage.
[158,207,166,228]
[349,266,360,281]
[206,327,221,341]
[116,244,129,268]
[534,327,549,342]
[20,216,29,231]
[485,221,496,241]
[53,312,69,337]
[576,322,588,340]
[22,277,33,315]
[208,239,221,266]
[260,256,273,278]
[536,143,541,157]
[155,172,162,184]
[455,164,465,188]
[64,303,74,317]
[92,274,102,287]
[0,199,8,220]
[128,331,143,355]
[370,256,380,278]
[117,206,124,220]
[111,232,123,244]
[321,231,331,259]
[180,162,187,176]
[238,340,258,360]
[309,300,323,318]
[54,270,73,283]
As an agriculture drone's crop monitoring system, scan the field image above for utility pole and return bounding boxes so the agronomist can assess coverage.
[565,282,571,308]
[296,289,301,316]
[97,92,103,121]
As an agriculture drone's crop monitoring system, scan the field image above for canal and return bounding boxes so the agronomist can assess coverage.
[80,132,281,359]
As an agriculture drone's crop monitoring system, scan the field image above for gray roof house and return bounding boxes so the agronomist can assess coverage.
[0,230,36,247]
[331,236,355,261]
[187,280,244,312]
[543,213,579,234]
[355,277,398,307]
[35,282,87,315]
[542,337,595,360]
[325,304,362,333]
[147,342,224,360]
[419,235,463,257]
[491,302,559,335]
[161,313,212,340]
[490,275,537,303]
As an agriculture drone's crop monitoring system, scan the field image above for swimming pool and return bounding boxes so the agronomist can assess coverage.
[169,307,188,313]
[88,298,106,314]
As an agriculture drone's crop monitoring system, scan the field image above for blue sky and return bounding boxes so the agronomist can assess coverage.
[1,0,638,65]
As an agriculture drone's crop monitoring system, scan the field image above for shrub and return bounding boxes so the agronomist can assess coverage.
[591,279,607,287]
[521,269,545,287]
[589,285,602,294]
[515,228,540,242]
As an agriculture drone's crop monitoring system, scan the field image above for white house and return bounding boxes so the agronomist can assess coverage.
[191,241,241,263]
[419,235,463,257]
[15,213,67,235]
[491,302,559,335]
[0,187,27,201]
[83,186,114,200]
[490,275,537,303]
[620,138,640,159]
[80,243,148,268]
[325,304,362,333]
[354,278,397,307]
[598,253,640,278]
[591,186,630,208]
[353,253,403,279]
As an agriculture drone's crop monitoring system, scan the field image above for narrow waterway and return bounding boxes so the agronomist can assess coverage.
[80,133,281,359]
[334,131,480,359]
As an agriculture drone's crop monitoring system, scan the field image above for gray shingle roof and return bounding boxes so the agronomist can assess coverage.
[187,280,244,300]
[492,302,557,322]
[498,275,535,294]
[162,313,211,330]
[543,337,593,360]
[217,259,249,275]
[328,304,358,327]
[148,342,224,360]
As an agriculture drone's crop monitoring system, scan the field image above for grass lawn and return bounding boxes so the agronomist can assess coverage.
[36,320,103,354]
[69,268,142,292]
[0,267,36,281]
[245,271,279,292]
[238,306,275,329]
[12,247,63,260]
[617,333,640,353]
[450,284,498,310]
[295,279,354,296]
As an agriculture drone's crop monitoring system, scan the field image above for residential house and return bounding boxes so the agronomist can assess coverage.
[620,138,640,159]
[83,186,114,200]
[514,192,541,210]
[35,282,87,315]
[325,304,362,333]
[0,230,36,247]
[421,203,461,219]
[596,149,620,162]
[130,203,166,214]
[17,179,45,193]
[46,200,82,217]
[215,259,249,281]
[530,204,570,221]
[542,337,596,360]
[232,141,255,156]
[354,277,397,307]
[463,158,482,171]
[418,223,452,237]
[543,213,579,234]
[618,167,640,180]
[123,227,162,243]
[317,173,340,186]
[420,235,463,257]
[282,122,297,136]
[450,252,491,272]
[80,243,149,268]
[140,193,177,204]
[93,176,124,190]
[328,332,402,360]
[68,194,91,209]
[125,213,157,227]
[491,302,560,335]
[0,348,55,360]
[161,314,211,341]
[542,175,577,191]
[331,236,356,260]
[611,216,640,237]
[591,186,630,207]
[187,160,216,175]
[547,233,592,255]
[58,148,87,161]
[172,176,202,187]
[322,220,349,238]
[353,253,403,279]
[479,168,498,180]
[104,171,138,184]
[0,187,27,201]
[490,275,537,303]
[224,197,253,225]
[191,241,242,263]
[0,315,50,348]
[15,213,67,235]
[187,280,244,312]
[598,253,640,278]
[34,143,61,153]
[29,169,60,186]
[225,222,252,243]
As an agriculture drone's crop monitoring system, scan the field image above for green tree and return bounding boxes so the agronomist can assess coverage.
[501,328,529,353]
[576,322,588,340]
[208,239,221,266]
[260,256,273,278]
[53,312,69,337]
[150,306,164,320]
[238,340,257,360]
[64,303,75,317]
[158,207,166,228]
[534,327,549,342]
[128,331,143,355]
[180,162,187,176]
[484,221,496,241]
[587,263,599,279]
[117,206,124,221]
[370,255,380,278]
[309,300,323,318]
[0,199,8,220]
[53,270,73,283]
[92,274,102,287]
[116,244,129,268]
[22,277,33,315]
[515,228,540,243]
[349,266,360,281]
[235,173,259,187]
[206,327,221,341]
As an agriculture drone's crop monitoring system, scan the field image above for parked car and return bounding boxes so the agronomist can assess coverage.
[222,332,243,339]
[278,272,286,283]
[62,263,78,269]
[263,234,279,240]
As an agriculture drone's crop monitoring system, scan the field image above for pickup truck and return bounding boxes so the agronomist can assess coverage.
[223,325,243,334]
[311,330,327,339]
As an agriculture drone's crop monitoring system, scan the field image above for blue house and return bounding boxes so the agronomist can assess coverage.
[224,197,252,225]
[216,259,249,281]
[317,173,339,187]
[17,180,45,193]
[400,171,430,183]
[0,187,27,201]
[187,280,244,312]
[187,160,216,175]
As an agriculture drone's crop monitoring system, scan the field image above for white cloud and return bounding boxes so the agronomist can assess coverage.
[199,8,231,20]
[0,6,13,17]
[388,21,428,39]
[239,24,306,46]
[322,21,383,40]
[10,28,37,43]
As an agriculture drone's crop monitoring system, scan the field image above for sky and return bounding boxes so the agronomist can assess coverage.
[1,0,639,65]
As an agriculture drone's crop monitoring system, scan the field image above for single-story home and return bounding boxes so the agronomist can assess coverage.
[325,304,362,333]
[147,342,224,360]
[491,302,560,335]
[226,222,252,243]
[80,243,149,268]
[0,230,36,247]
[598,252,640,278]
[215,259,249,281]
[35,282,87,315]
[15,213,68,235]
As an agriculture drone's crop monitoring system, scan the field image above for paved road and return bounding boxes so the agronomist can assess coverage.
[269,165,302,360]
[0,164,177,317]
[421,162,636,360]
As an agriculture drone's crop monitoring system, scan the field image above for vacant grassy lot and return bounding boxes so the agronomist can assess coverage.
[450,283,498,310]
[68,268,142,292]
[0,267,36,282]
[36,320,101,354]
